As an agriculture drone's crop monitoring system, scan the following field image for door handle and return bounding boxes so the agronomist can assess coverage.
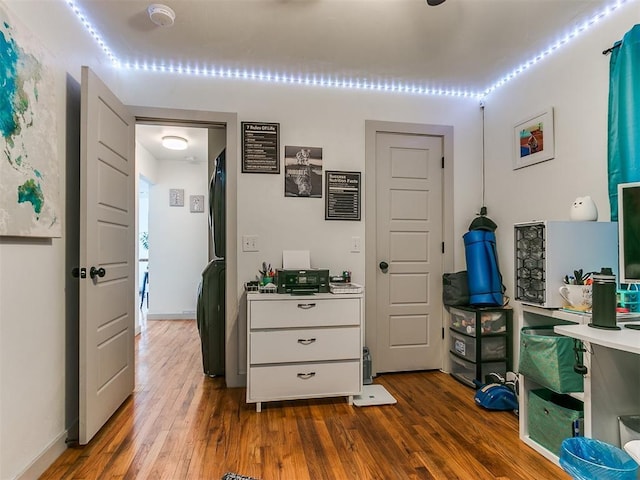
[297,303,316,309]
[379,261,389,271]
[90,266,106,279]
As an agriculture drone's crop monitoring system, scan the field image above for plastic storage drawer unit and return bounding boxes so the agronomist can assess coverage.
[449,330,506,362]
[449,306,509,336]
[450,353,507,388]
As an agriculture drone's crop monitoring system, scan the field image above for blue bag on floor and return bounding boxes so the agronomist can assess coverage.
[474,383,518,411]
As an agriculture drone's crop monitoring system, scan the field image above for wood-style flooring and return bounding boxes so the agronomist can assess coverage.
[41,320,569,479]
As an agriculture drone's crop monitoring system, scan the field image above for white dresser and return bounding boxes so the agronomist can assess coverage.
[246,292,364,412]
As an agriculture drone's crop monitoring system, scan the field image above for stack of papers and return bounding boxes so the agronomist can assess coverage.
[329,283,363,294]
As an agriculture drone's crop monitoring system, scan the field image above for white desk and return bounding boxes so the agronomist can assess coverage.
[555,321,640,355]
[554,321,640,447]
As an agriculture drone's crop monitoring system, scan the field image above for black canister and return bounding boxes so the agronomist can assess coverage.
[590,267,620,330]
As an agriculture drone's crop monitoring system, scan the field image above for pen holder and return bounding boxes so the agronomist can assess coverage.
[261,276,274,286]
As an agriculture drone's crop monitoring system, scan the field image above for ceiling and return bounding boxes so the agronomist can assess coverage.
[77,0,624,163]
[136,124,209,164]
[72,0,623,96]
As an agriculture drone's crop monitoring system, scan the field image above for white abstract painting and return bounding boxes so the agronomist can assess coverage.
[0,2,60,237]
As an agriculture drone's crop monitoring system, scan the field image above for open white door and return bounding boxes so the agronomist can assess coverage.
[79,66,135,444]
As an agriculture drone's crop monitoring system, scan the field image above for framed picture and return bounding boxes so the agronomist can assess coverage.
[241,122,280,173]
[513,107,555,170]
[169,188,184,206]
[190,195,204,213]
[284,145,323,198]
[325,171,361,221]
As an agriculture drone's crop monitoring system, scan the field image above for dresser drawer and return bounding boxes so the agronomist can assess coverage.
[248,360,361,401]
[250,297,360,328]
[250,327,360,364]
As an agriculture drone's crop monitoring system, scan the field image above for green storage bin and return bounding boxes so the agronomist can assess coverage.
[519,326,583,393]
[528,388,584,455]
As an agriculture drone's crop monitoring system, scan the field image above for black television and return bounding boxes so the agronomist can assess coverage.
[618,181,640,284]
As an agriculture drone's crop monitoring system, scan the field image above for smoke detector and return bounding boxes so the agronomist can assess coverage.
[147,4,176,27]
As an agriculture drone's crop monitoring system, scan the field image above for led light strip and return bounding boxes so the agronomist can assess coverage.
[66,0,119,66]
[66,0,629,100]
[482,0,629,97]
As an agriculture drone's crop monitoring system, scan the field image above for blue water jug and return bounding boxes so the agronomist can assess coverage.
[463,230,504,306]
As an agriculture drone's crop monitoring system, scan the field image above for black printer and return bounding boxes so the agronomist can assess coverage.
[276,269,330,294]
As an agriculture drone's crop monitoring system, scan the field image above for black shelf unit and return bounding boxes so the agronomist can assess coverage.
[448,305,513,388]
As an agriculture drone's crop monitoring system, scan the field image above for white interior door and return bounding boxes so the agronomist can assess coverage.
[375,132,444,372]
[79,66,135,444]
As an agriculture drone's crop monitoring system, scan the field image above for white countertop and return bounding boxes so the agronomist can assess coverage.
[554,321,640,355]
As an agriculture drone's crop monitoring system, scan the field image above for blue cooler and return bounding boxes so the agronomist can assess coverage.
[463,229,503,306]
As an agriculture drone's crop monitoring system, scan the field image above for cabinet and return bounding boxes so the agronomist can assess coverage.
[448,306,512,388]
[246,292,364,412]
[519,305,640,465]
[518,305,588,464]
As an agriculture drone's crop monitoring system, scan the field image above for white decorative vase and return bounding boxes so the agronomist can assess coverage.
[570,196,598,221]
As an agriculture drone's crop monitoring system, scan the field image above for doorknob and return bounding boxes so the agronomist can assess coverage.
[90,266,106,279]
[379,261,389,271]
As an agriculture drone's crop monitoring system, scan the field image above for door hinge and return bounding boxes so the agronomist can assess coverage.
[442,327,445,340]
[442,242,445,254]
[441,156,444,168]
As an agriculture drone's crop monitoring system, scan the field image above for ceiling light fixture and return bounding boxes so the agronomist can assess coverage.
[147,4,176,27]
[162,136,188,150]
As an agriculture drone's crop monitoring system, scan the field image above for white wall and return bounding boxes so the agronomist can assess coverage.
[113,74,483,291]
[148,159,209,318]
[0,0,635,478]
[482,4,639,361]
[0,1,108,478]
[135,141,158,333]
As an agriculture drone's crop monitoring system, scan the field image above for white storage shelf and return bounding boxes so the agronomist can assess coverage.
[519,304,640,465]
[246,292,364,412]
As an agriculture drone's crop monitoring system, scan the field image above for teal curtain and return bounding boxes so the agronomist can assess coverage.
[608,24,640,221]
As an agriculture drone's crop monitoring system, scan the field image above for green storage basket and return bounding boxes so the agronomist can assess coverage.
[519,326,583,393]
[528,389,584,455]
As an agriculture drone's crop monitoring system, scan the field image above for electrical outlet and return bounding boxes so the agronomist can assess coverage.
[351,236,361,253]
[242,235,259,252]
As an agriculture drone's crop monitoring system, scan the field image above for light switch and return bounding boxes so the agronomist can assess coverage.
[351,236,361,253]
[242,235,259,252]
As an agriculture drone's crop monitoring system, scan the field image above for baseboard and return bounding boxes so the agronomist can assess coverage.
[16,430,67,480]
[146,313,196,320]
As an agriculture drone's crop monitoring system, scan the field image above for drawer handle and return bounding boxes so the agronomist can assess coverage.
[297,338,317,345]
[297,303,316,309]
[297,372,316,380]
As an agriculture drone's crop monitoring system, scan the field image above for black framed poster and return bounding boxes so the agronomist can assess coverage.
[325,171,361,221]
[241,122,280,173]
[284,145,323,198]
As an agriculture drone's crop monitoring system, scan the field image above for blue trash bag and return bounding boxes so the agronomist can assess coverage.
[560,437,639,480]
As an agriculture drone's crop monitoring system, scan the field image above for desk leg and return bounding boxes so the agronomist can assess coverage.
[256,402,262,413]
[348,395,353,406]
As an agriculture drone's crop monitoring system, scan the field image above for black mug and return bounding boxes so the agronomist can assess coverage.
[590,267,619,330]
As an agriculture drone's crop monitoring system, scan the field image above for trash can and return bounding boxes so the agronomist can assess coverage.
[560,437,639,480]
[619,415,640,446]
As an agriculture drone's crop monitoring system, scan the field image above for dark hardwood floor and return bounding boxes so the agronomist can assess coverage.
[41,319,569,479]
